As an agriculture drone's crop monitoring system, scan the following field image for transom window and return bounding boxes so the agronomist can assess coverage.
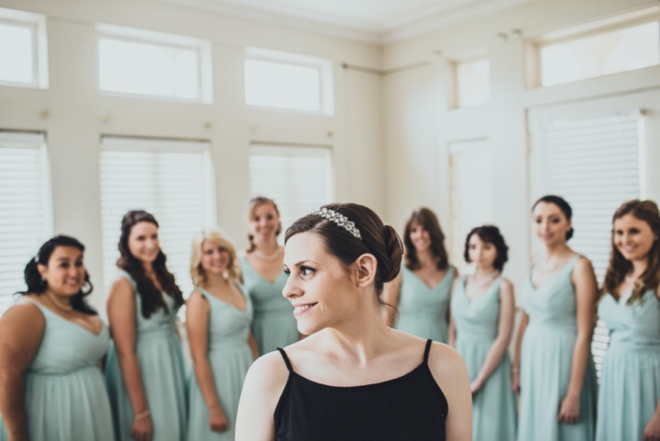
[0,7,48,89]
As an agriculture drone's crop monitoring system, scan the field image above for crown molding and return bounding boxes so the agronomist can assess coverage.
[155,0,538,44]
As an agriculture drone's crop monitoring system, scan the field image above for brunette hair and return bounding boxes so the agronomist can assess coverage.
[463,225,509,271]
[190,228,241,288]
[117,210,184,318]
[533,195,574,240]
[246,196,282,252]
[403,207,449,272]
[601,200,660,305]
[285,203,403,297]
[19,235,97,315]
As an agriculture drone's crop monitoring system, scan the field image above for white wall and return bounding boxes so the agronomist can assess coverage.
[381,0,660,293]
[0,0,384,310]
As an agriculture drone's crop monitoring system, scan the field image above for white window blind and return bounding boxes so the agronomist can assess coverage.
[100,137,216,297]
[249,144,333,233]
[0,132,52,314]
[449,140,492,272]
[538,111,643,377]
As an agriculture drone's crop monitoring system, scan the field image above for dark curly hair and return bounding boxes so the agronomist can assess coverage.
[463,225,509,271]
[533,195,574,241]
[18,235,97,315]
[403,207,449,272]
[117,210,184,318]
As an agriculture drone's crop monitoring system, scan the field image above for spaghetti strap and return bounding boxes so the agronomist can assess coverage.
[423,339,432,363]
[277,347,293,372]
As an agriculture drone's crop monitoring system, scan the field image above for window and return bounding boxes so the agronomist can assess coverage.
[454,58,490,108]
[0,7,48,88]
[249,144,333,233]
[534,110,643,378]
[449,140,492,271]
[0,132,52,314]
[97,24,213,103]
[538,20,660,87]
[99,137,216,296]
[244,47,334,115]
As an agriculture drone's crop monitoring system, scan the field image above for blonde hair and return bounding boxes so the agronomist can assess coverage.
[190,228,241,288]
[246,196,282,252]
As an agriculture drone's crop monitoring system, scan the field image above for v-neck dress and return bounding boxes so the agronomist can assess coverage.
[451,276,517,441]
[105,271,187,441]
[517,255,597,441]
[0,298,114,441]
[596,290,660,441]
[239,255,298,355]
[396,264,455,343]
[187,286,255,441]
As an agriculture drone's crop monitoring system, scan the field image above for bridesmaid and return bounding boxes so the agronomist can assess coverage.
[0,236,114,441]
[383,207,456,342]
[596,200,660,441]
[187,228,259,440]
[448,225,516,441]
[105,210,187,441]
[239,197,298,355]
[513,195,598,441]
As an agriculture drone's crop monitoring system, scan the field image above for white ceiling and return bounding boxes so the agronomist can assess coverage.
[157,0,536,43]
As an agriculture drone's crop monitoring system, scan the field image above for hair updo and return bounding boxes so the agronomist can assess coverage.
[285,203,403,295]
[533,195,574,241]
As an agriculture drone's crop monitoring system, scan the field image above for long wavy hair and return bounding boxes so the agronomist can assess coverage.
[403,207,449,272]
[18,235,97,315]
[117,210,184,318]
[246,196,282,252]
[190,228,241,288]
[601,200,660,305]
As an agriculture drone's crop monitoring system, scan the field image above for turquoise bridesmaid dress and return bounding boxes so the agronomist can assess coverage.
[105,271,187,441]
[239,255,298,354]
[518,254,597,441]
[0,299,114,441]
[596,290,660,441]
[187,286,255,440]
[396,264,454,343]
[451,276,517,441]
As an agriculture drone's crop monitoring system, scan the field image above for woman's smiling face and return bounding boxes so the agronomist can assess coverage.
[283,232,359,336]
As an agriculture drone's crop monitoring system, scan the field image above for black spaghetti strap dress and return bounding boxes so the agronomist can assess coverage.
[274,339,448,441]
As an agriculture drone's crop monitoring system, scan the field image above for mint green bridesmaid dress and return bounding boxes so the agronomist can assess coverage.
[0,299,114,441]
[239,256,298,354]
[105,271,187,441]
[187,286,255,440]
[596,290,660,441]
[451,276,517,441]
[518,255,597,441]
[396,264,454,343]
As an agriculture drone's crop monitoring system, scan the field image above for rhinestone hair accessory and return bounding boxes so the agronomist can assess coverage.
[309,207,362,240]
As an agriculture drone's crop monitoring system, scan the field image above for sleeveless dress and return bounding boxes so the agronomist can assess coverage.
[239,255,298,354]
[396,264,454,343]
[274,339,448,441]
[518,254,597,441]
[596,289,660,441]
[451,276,517,441]
[187,286,255,441]
[0,299,114,441]
[105,271,187,441]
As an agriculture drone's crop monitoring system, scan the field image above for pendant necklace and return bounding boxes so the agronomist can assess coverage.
[46,291,73,312]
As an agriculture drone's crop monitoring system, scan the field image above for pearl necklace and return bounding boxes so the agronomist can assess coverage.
[253,246,282,262]
[46,291,73,311]
[471,270,500,288]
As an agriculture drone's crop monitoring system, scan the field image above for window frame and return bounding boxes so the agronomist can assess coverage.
[0,8,49,89]
[96,23,213,104]
[244,47,335,116]
[527,5,660,88]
